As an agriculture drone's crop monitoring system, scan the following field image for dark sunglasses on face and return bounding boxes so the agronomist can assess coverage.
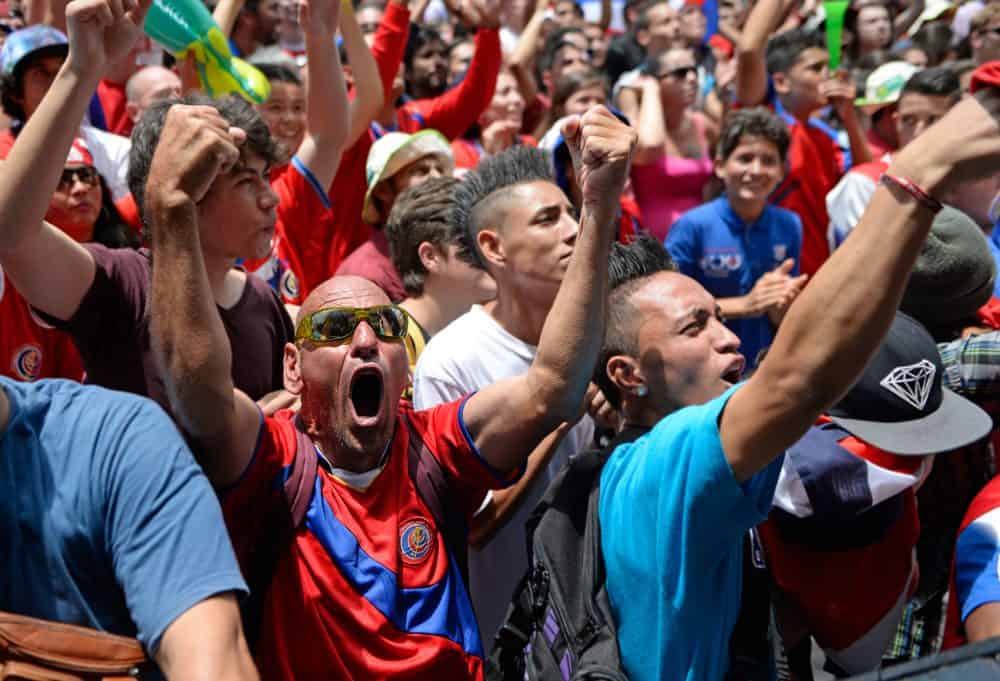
[296,305,409,345]
[658,65,697,80]
[58,166,100,191]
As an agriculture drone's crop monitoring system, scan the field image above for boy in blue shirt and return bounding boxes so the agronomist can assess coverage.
[666,107,805,367]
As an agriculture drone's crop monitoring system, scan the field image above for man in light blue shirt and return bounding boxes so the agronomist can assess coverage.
[590,90,1000,681]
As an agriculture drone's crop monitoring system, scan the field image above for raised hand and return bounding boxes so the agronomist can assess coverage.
[144,105,246,216]
[819,71,857,119]
[746,258,807,316]
[561,106,637,213]
[480,119,520,155]
[299,0,340,37]
[64,0,152,79]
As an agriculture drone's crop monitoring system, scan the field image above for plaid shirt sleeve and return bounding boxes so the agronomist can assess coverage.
[938,331,1000,401]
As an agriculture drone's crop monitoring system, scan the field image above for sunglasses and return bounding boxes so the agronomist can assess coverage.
[656,65,697,80]
[58,166,99,191]
[296,305,409,345]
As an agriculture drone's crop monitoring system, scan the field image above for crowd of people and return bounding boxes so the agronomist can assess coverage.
[6,0,1000,679]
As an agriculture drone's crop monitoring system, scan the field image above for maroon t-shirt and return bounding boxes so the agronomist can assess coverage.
[37,244,294,408]
[334,230,406,303]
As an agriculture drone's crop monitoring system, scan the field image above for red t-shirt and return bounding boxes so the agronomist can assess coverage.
[335,229,406,302]
[0,271,84,383]
[772,117,843,277]
[222,399,516,680]
[244,158,334,304]
[325,5,501,278]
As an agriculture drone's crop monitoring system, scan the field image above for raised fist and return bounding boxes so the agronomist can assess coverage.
[561,106,637,211]
[65,0,152,77]
[144,104,246,216]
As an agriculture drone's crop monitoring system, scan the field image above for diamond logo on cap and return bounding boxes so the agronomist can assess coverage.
[880,359,936,410]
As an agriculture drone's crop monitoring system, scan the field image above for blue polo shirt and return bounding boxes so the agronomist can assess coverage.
[990,222,1000,297]
[600,385,782,681]
[666,197,803,367]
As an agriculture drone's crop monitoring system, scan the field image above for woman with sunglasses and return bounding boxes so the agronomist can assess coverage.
[1,138,137,383]
[628,47,716,241]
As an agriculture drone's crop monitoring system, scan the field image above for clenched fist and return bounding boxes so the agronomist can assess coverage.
[560,107,637,214]
[144,104,247,215]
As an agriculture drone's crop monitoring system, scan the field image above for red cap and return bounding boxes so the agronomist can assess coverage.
[970,61,1000,94]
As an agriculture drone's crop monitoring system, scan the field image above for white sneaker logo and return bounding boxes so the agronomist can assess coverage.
[880,360,936,411]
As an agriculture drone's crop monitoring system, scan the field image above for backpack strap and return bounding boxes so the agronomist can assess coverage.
[243,421,319,649]
[403,414,470,584]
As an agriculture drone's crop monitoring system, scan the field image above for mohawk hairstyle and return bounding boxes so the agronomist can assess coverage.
[453,146,555,267]
[594,233,676,409]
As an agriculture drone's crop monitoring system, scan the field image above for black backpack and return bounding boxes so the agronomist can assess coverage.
[486,427,648,681]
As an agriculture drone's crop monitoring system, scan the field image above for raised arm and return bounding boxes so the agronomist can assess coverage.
[293,0,349,191]
[0,0,150,321]
[633,75,667,165]
[893,0,926,38]
[462,108,636,473]
[340,1,384,148]
[508,0,548,114]
[735,0,792,106]
[720,92,1000,482]
[147,105,263,485]
[411,1,502,139]
[212,0,246,38]
[155,594,260,681]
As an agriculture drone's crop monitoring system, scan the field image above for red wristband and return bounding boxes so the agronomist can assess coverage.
[879,173,943,215]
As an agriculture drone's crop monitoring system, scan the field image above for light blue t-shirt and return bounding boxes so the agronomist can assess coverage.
[0,377,247,656]
[599,385,782,681]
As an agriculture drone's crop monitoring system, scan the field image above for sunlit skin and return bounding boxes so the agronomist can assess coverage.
[286,276,409,472]
[257,80,307,157]
[372,154,449,224]
[447,39,475,83]
[893,92,956,148]
[643,3,682,54]
[479,181,579,305]
[409,39,449,98]
[479,70,525,129]
[774,47,829,117]
[610,273,744,422]
[197,152,279,262]
[437,243,496,302]
[855,4,893,54]
[715,135,784,221]
[45,164,102,242]
[17,54,64,119]
[564,84,607,117]
[655,48,699,110]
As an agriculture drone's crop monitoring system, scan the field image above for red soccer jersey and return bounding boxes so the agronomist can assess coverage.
[244,158,334,304]
[222,399,514,680]
[0,271,84,382]
[772,117,843,277]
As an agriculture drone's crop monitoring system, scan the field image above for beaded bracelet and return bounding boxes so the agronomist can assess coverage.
[879,173,944,215]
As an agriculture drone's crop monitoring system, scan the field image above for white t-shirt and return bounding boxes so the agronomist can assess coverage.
[413,304,594,649]
[81,125,131,201]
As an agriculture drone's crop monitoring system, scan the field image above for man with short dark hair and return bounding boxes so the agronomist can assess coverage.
[590,84,1000,681]
[737,0,871,277]
[413,144,606,648]
[828,65,962,248]
[147,105,636,679]
[0,0,355,405]
[385,176,495,346]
